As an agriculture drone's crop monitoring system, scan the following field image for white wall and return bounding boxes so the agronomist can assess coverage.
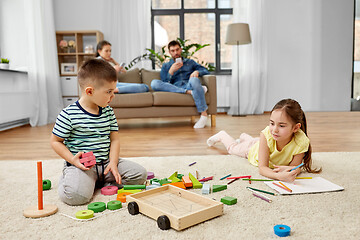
[264,0,353,111]
[0,0,28,70]
[52,0,354,112]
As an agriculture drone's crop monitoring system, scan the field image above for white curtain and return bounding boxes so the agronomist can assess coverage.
[25,0,63,126]
[228,0,267,115]
[102,0,152,69]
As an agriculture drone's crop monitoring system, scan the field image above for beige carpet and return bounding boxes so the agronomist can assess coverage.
[0,152,359,240]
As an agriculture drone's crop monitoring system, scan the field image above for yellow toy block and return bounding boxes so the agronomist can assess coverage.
[189,173,203,189]
[168,171,181,183]
[118,188,142,194]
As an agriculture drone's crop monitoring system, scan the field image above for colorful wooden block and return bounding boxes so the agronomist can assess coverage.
[168,171,181,183]
[177,174,184,179]
[118,188,142,194]
[212,185,227,192]
[221,196,237,205]
[123,185,146,190]
[159,178,171,186]
[80,152,96,168]
[182,176,193,188]
[146,184,161,190]
[101,185,118,195]
[150,178,160,184]
[189,172,202,189]
[117,192,132,203]
[202,184,211,194]
[167,181,186,189]
[147,172,155,180]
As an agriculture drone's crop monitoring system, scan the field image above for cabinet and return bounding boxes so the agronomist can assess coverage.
[56,30,103,106]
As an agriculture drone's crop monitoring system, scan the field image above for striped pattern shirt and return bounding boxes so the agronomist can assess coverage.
[52,101,118,164]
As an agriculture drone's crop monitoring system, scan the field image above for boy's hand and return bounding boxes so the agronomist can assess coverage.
[72,152,91,171]
[104,162,122,184]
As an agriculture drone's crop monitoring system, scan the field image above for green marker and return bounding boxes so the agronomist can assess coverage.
[246,186,277,196]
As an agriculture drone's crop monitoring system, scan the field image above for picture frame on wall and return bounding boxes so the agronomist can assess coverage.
[61,63,77,75]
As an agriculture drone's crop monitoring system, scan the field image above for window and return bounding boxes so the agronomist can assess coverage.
[354,0,360,99]
[151,0,233,74]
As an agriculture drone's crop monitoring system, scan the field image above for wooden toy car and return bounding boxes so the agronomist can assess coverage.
[127,185,223,230]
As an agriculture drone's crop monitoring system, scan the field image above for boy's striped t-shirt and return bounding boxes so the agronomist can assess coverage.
[52,101,119,164]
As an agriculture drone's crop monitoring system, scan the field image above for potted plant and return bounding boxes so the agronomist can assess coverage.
[0,58,10,69]
[125,38,215,71]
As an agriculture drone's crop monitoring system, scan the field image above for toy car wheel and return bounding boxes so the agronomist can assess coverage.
[127,201,139,215]
[157,215,170,230]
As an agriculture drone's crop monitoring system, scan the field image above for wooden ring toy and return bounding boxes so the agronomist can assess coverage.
[107,200,122,210]
[87,202,106,213]
[147,172,155,179]
[75,210,94,219]
[42,179,51,190]
[101,185,118,195]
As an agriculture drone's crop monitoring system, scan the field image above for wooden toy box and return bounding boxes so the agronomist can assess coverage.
[127,185,223,230]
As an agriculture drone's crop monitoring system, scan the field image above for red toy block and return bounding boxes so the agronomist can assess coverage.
[182,176,193,188]
[81,151,94,158]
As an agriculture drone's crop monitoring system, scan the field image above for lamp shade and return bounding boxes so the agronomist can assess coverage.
[225,23,251,45]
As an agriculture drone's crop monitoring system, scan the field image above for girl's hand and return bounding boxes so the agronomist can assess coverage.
[104,162,122,184]
[273,165,295,173]
[72,152,91,171]
[277,171,297,182]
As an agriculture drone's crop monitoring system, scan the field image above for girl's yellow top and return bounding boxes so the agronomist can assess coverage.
[247,126,309,168]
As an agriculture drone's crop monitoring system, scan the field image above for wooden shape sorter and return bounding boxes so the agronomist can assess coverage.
[126,185,223,231]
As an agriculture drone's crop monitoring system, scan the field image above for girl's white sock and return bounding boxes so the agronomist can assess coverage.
[194,115,208,129]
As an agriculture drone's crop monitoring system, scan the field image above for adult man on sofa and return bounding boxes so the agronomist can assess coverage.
[151,40,210,128]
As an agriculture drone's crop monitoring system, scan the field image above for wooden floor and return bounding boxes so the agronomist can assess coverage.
[0,112,359,161]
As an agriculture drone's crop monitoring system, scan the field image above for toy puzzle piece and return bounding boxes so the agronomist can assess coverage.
[164,181,186,189]
[189,173,202,189]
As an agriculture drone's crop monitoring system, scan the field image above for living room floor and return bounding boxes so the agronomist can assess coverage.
[0,112,359,161]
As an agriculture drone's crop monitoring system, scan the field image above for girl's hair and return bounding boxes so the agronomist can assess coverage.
[271,99,321,173]
[96,40,112,57]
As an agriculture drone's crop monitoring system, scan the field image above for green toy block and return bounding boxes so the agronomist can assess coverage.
[188,172,202,189]
[123,185,146,190]
[177,174,184,179]
[221,196,237,205]
[168,171,181,183]
[150,178,159,184]
[212,185,227,192]
[118,188,142,194]
[159,178,171,185]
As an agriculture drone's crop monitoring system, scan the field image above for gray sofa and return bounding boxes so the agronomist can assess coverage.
[109,68,217,127]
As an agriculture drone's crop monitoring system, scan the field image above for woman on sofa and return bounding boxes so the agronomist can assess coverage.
[96,40,149,94]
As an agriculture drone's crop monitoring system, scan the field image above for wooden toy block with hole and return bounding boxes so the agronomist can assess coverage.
[80,152,96,168]
[182,176,193,188]
[127,184,223,231]
[188,173,202,189]
[117,192,132,203]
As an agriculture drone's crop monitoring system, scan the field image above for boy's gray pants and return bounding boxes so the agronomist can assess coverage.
[58,158,147,205]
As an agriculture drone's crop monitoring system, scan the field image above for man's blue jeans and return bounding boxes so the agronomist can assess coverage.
[151,77,208,113]
[116,82,149,94]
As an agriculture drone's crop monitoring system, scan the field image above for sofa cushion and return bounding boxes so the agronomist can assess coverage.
[117,68,142,83]
[152,92,210,106]
[109,92,153,108]
[141,69,161,90]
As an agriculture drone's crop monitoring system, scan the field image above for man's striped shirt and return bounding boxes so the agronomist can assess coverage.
[52,101,118,164]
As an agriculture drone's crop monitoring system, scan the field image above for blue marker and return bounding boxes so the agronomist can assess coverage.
[290,163,304,172]
[220,174,231,180]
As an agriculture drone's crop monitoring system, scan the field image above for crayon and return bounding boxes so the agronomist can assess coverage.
[188,161,197,166]
[252,192,272,203]
[290,163,304,172]
[246,186,277,196]
[220,174,231,180]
